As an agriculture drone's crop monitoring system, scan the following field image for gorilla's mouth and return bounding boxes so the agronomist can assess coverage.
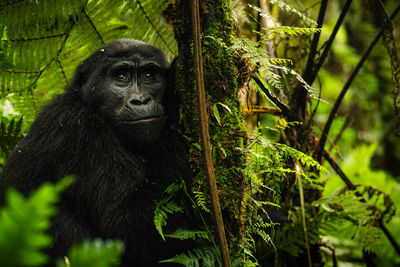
[121,115,166,125]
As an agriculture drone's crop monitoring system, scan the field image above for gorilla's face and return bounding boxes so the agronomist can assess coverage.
[73,39,170,148]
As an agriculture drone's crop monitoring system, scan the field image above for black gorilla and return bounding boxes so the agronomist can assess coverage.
[0,39,192,266]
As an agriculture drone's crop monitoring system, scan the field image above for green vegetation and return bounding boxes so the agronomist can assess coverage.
[0,0,399,266]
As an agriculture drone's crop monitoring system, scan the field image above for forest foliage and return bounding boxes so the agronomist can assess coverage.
[0,0,400,267]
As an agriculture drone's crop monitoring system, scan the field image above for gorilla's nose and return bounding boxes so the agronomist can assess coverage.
[129,94,151,105]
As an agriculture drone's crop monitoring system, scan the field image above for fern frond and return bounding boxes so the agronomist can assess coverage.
[263,26,322,38]
[247,4,279,27]
[269,0,317,26]
[127,0,177,59]
[0,177,73,266]
[0,117,23,157]
[160,248,220,266]
[165,228,208,240]
[274,143,328,173]
[193,190,211,213]
[153,200,184,241]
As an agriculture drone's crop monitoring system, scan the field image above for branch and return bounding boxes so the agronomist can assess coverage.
[309,0,353,85]
[251,76,290,115]
[297,0,328,118]
[315,4,400,162]
[323,150,356,190]
[379,220,400,255]
[191,1,231,266]
[303,0,328,85]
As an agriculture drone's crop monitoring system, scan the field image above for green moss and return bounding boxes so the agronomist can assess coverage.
[173,0,248,234]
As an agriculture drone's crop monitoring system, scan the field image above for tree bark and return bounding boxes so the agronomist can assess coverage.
[172,0,248,261]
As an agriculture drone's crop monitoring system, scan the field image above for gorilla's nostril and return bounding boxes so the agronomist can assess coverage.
[130,99,143,105]
[130,95,151,105]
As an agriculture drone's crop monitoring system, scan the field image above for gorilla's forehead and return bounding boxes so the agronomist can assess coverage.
[99,39,169,68]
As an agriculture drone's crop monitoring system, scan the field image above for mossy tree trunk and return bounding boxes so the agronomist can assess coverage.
[172,0,248,251]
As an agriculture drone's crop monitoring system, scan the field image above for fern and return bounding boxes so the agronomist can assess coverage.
[317,189,383,252]
[229,37,285,96]
[160,247,220,267]
[247,4,279,27]
[248,1,317,27]
[154,200,184,241]
[261,26,322,38]
[269,0,317,26]
[165,228,208,241]
[273,143,328,173]
[0,48,14,70]
[0,177,73,266]
[153,182,185,241]
[193,190,211,213]
[0,116,23,159]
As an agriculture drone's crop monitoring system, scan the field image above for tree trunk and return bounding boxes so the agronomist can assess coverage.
[172,0,248,256]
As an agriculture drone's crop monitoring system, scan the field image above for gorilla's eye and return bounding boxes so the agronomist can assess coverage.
[141,66,160,81]
[115,71,130,82]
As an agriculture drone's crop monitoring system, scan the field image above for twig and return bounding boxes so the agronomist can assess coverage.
[315,4,400,162]
[251,76,290,115]
[379,219,400,255]
[309,0,353,85]
[323,150,356,190]
[191,1,231,266]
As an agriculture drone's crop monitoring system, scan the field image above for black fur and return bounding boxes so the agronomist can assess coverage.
[0,39,192,266]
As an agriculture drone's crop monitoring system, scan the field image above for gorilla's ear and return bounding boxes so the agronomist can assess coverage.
[70,61,92,89]
[68,51,102,91]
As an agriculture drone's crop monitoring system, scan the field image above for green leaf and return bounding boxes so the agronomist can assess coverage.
[154,200,184,241]
[57,239,124,267]
[0,177,73,267]
[213,104,221,126]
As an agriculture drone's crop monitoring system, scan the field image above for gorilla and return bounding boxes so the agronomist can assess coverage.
[0,39,193,266]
